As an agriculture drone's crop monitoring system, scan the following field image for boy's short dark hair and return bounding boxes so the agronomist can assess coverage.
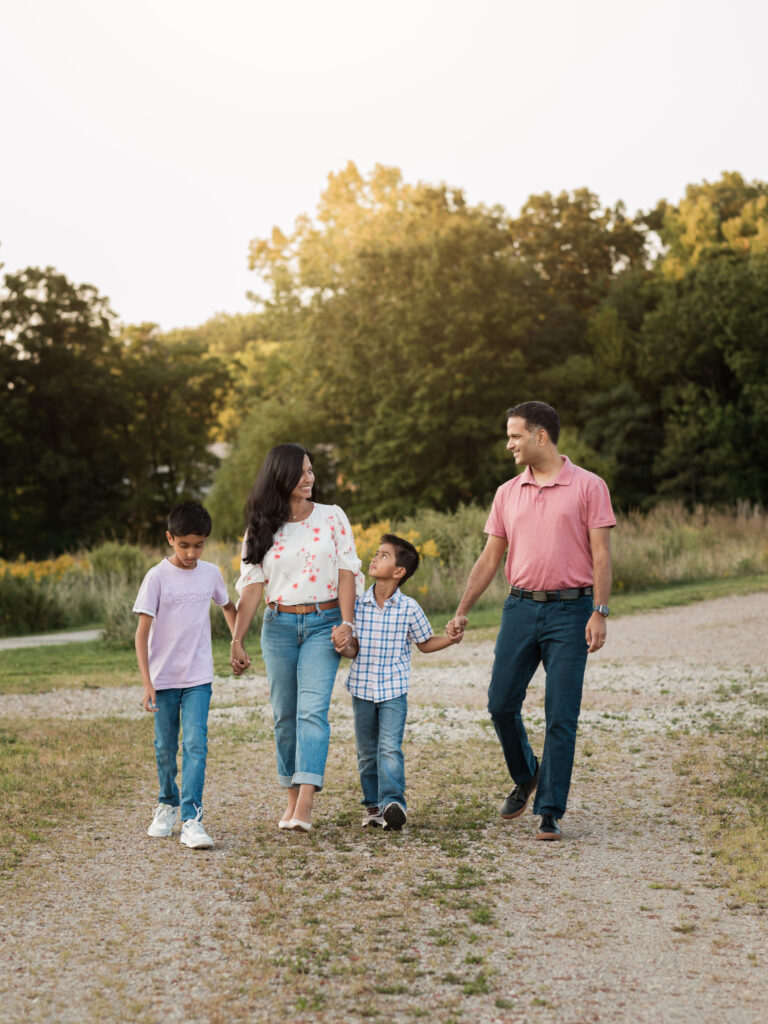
[506,401,560,445]
[380,533,420,586]
[167,502,212,537]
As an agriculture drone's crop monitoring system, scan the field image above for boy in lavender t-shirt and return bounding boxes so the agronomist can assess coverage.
[134,502,236,849]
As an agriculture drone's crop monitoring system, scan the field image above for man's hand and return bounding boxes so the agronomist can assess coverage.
[446,615,467,642]
[585,611,607,653]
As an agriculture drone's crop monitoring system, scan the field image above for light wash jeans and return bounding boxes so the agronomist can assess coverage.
[351,693,408,810]
[487,594,592,819]
[153,682,212,822]
[260,605,342,790]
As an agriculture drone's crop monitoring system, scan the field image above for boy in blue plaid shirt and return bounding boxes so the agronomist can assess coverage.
[332,534,461,830]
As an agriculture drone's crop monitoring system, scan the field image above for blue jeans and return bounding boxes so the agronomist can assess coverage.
[487,594,592,819]
[153,682,212,822]
[260,605,342,790]
[351,694,408,810]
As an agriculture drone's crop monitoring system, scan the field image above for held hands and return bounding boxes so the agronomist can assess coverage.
[445,615,467,644]
[585,611,607,654]
[230,640,251,676]
[331,623,357,656]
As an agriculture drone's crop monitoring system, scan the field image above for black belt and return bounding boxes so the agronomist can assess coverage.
[509,586,593,602]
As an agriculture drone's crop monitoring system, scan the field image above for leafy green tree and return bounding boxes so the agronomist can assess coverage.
[638,251,768,504]
[0,267,130,557]
[117,324,232,538]
[509,188,648,315]
[244,163,551,519]
[648,171,768,277]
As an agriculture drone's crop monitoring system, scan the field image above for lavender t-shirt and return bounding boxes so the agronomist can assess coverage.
[133,558,230,690]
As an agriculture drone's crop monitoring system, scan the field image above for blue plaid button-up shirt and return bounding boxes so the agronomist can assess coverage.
[345,584,434,702]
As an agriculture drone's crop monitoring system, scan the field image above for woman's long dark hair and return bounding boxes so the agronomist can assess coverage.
[243,443,311,565]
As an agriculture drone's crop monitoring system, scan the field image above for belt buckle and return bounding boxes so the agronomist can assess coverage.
[298,604,312,615]
[531,591,548,602]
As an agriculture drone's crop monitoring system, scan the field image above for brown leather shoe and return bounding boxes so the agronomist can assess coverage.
[534,813,563,840]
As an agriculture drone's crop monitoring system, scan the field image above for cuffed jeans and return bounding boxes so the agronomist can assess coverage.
[487,594,592,819]
[153,682,212,822]
[260,605,342,790]
[351,693,408,810]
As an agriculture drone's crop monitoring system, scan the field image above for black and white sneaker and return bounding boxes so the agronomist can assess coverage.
[362,806,384,827]
[382,802,407,831]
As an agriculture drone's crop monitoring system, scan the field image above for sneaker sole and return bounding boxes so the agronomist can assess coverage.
[180,837,214,849]
[534,830,563,841]
[383,804,406,831]
[147,828,174,837]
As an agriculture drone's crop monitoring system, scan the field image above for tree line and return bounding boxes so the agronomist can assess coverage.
[2,167,767,557]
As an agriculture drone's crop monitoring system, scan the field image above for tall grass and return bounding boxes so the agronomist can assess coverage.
[2,503,768,638]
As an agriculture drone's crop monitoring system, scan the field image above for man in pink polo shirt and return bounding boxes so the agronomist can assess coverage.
[448,401,615,840]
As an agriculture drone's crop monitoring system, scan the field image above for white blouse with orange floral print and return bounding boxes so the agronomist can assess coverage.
[235,503,363,606]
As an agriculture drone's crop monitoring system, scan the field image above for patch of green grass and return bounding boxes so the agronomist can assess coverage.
[0,715,150,872]
[0,638,260,695]
[695,711,768,907]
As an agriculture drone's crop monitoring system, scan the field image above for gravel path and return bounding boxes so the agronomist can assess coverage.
[1,594,767,1023]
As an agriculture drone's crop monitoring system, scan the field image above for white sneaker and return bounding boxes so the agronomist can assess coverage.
[362,806,384,828]
[180,818,214,849]
[147,803,178,838]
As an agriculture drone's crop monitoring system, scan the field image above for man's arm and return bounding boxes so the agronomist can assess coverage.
[446,534,508,638]
[586,527,612,654]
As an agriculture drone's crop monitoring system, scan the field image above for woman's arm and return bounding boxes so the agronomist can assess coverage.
[230,582,264,674]
[334,568,356,649]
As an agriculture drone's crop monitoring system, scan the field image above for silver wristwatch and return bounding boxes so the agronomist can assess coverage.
[594,604,610,617]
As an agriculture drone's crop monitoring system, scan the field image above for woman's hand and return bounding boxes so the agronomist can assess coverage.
[230,639,251,675]
[331,623,355,654]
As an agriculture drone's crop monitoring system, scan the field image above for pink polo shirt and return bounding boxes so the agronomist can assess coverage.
[484,456,616,590]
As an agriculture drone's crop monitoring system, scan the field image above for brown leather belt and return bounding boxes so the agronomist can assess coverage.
[509,586,593,602]
[267,599,339,615]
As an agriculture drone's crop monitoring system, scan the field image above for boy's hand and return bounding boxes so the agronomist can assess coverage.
[230,640,250,676]
[142,683,158,712]
[446,615,467,642]
[331,623,355,654]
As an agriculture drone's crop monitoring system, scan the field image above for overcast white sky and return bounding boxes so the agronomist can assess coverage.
[1,0,765,330]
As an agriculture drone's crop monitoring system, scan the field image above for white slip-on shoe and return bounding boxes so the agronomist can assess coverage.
[147,803,178,838]
[287,818,312,833]
[180,818,214,849]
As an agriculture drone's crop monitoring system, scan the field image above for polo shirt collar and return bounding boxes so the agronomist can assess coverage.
[363,583,403,607]
[519,455,575,488]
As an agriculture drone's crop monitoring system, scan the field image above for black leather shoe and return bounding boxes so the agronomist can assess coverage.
[535,813,562,840]
[499,759,539,819]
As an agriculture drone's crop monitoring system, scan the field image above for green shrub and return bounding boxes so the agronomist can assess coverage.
[0,574,68,637]
[89,542,150,585]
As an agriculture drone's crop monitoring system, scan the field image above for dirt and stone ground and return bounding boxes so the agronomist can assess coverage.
[1,594,767,1023]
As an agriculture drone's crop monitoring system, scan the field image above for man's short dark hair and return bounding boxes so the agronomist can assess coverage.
[380,533,420,585]
[167,501,212,537]
[506,401,560,445]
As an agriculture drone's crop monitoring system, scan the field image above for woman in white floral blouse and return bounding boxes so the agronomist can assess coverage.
[230,443,361,831]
